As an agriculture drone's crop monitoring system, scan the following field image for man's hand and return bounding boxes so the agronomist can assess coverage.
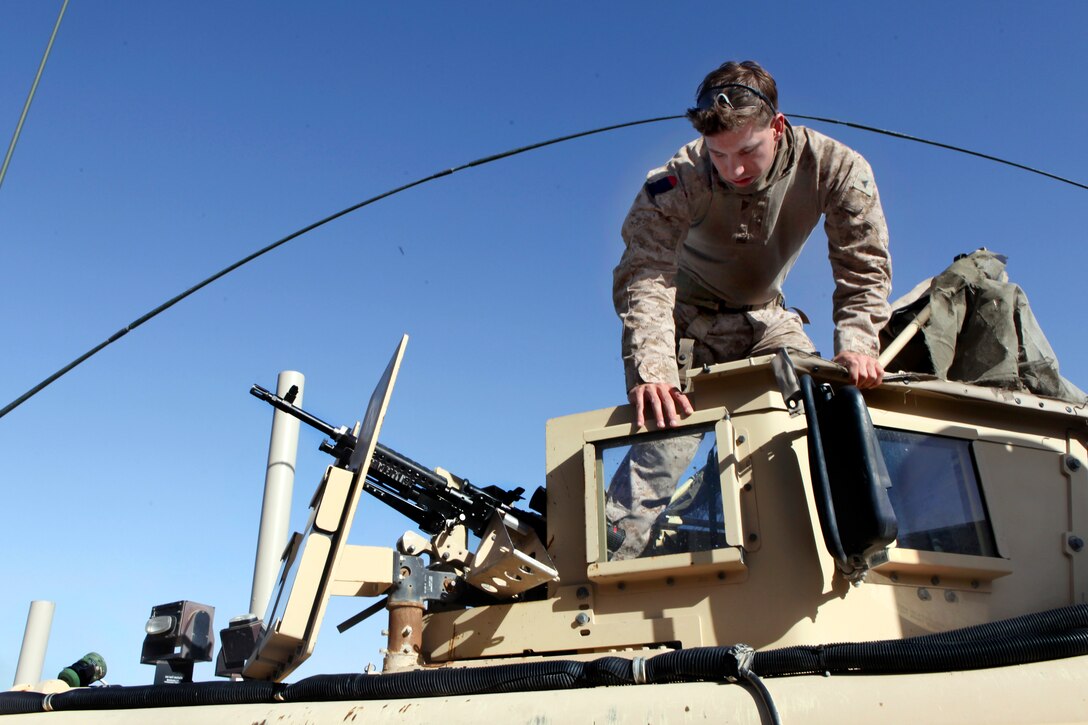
[833,351,884,389]
[628,382,695,429]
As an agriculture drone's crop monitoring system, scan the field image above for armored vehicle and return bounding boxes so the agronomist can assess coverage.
[4,251,1087,723]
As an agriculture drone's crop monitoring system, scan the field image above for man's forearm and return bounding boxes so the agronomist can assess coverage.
[617,278,682,390]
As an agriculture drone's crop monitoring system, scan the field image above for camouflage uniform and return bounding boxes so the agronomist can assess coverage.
[607,123,891,560]
[614,122,891,391]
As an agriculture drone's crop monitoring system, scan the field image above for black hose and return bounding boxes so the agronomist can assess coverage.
[643,645,749,682]
[44,681,283,711]
[0,693,43,715]
[739,671,783,725]
[755,629,1088,677]
[908,601,1088,643]
[2,605,1086,717]
[282,659,586,701]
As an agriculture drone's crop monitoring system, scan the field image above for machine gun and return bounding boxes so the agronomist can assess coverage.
[249,384,546,541]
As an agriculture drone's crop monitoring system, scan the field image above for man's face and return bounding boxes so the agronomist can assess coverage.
[705,114,785,188]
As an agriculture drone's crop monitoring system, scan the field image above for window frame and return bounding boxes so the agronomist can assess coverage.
[864,419,1013,587]
[582,407,749,582]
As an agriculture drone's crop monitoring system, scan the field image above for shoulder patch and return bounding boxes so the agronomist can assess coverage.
[645,174,679,197]
[851,172,874,197]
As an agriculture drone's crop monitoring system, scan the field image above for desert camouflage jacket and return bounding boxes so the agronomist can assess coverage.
[614,123,891,390]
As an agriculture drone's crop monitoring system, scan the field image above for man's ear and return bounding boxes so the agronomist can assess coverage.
[772,113,786,138]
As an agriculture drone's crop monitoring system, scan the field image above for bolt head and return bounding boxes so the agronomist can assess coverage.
[1070,536,1085,552]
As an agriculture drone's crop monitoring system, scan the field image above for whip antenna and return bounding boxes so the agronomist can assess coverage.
[3,112,1085,420]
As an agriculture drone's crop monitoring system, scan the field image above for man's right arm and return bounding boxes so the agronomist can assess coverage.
[613,146,705,425]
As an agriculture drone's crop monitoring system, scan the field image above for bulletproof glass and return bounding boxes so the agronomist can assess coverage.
[600,427,724,560]
[876,428,998,557]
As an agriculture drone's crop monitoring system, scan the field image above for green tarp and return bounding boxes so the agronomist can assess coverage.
[881,249,1087,405]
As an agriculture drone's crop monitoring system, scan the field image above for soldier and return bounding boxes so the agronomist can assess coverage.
[606,60,892,560]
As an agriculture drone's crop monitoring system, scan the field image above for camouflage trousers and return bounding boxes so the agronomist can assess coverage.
[604,432,704,560]
[674,300,817,367]
[605,303,815,561]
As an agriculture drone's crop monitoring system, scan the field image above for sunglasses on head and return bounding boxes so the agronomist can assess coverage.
[696,83,774,113]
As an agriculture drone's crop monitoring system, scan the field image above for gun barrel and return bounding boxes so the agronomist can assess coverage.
[250,385,343,440]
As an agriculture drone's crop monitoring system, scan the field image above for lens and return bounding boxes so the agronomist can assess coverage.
[714,92,734,110]
[145,615,176,635]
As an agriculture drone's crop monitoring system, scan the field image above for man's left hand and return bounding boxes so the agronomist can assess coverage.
[833,351,884,389]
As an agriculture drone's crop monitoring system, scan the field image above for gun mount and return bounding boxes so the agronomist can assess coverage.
[240,337,558,680]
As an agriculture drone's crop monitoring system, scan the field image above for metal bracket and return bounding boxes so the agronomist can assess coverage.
[771,349,803,416]
[1063,437,1088,602]
[678,338,695,394]
[466,512,559,597]
[389,552,459,606]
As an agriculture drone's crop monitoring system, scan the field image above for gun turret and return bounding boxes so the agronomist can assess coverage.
[249,384,546,539]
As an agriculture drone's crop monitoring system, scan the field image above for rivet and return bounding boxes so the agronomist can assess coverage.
[617,582,626,591]
[665,577,675,586]
[1070,536,1085,553]
[1014,397,1022,404]
[944,591,957,603]
[736,435,746,445]
[918,588,931,601]
[743,483,753,491]
[717,572,727,580]
[1067,456,1083,472]
[889,572,899,582]
[930,575,940,586]
[574,612,591,626]
[576,586,589,600]
[971,580,980,589]
[748,533,759,542]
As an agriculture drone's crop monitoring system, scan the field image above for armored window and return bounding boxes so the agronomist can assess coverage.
[876,428,998,557]
[597,426,724,561]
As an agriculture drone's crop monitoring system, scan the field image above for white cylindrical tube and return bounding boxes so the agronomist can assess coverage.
[249,371,305,620]
[878,303,933,369]
[13,600,55,687]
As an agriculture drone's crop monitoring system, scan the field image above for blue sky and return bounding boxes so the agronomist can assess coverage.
[2,1,1086,687]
